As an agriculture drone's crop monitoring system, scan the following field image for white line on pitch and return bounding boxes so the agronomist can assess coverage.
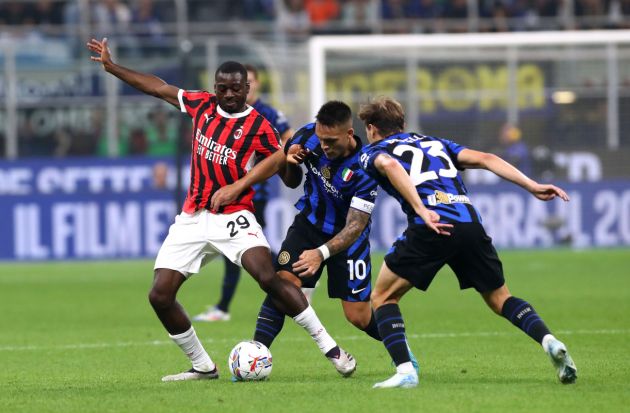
[0,328,627,352]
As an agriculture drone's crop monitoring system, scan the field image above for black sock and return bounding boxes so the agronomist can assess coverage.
[253,295,285,348]
[501,296,551,344]
[375,303,410,366]
[363,311,382,341]
[217,257,241,312]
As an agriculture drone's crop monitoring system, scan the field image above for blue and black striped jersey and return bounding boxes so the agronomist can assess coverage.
[360,132,482,225]
[251,99,292,203]
[287,123,378,235]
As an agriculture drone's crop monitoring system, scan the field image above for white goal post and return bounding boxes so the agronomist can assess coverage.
[309,30,630,149]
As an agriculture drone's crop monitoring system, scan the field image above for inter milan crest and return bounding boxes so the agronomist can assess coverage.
[278,251,291,265]
[321,166,331,180]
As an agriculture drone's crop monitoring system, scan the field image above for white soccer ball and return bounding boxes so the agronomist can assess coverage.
[228,340,273,381]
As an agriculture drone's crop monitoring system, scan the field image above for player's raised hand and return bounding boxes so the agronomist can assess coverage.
[86,38,113,68]
[286,144,310,165]
[292,249,323,277]
[210,184,241,211]
[415,208,453,236]
[529,183,570,202]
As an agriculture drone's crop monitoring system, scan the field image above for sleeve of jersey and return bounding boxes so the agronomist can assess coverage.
[257,124,282,157]
[359,146,385,179]
[283,128,305,155]
[441,138,467,170]
[349,173,378,215]
[177,89,211,117]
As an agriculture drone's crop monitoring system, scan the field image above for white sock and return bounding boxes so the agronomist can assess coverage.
[292,305,337,355]
[541,334,556,351]
[396,361,415,375]
[169,326,215,372]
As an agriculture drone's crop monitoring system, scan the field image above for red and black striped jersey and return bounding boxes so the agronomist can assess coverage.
[177,89,281,214]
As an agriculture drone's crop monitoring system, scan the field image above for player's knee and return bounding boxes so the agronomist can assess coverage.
[148,286,174,310]
[255,271,278,293]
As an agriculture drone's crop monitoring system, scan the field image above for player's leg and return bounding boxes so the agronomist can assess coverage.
[150,210,219,381]
[326,241,380,341]
[214,256,241,313]
[340,301,380,340]
[192,256,239,322]
[371,262,417,388]
[453,223,576,384]
[241,246,356,376]
[149,268,218,381]
[253,270,300,348]
[482,285,577,384]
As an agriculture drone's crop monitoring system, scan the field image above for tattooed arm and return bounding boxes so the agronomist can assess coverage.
[291,208,370,277]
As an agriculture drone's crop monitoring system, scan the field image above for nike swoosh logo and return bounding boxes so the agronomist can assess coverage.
[257,316,273,322]
[351,287,367,294]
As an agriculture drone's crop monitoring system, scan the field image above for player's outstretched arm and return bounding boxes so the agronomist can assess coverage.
[86,38,179,107]
[457,149,570,202]
[292,208,370,277]
[210,150,287,211]
[374,154,452,235]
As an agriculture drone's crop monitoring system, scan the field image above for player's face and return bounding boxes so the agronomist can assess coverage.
[214,72,250,113]
[315,122,354,160]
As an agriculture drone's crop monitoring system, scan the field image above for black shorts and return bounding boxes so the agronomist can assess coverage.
[276,213,372,302]
[384,223,504,293]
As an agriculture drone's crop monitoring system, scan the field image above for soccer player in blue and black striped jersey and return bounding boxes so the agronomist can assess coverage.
[193,64,295,323]
[357,96,577,388]
[211,101,444,374]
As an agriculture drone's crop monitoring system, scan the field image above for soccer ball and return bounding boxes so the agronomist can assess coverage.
[228,340,273,381]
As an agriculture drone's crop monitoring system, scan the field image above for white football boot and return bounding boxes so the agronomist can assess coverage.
[192,306,231,322]
[373,371,419,389]
[161,367,219,382]
[328,348,356,377]
[543,336,577,384]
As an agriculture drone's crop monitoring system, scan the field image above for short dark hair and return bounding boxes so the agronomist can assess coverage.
[358,97,405,137]
[316,101,352,127]
[243,64,259,81]
[215,61,248,81]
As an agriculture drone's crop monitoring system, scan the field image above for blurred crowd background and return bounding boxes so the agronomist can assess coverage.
[1,0,629,182]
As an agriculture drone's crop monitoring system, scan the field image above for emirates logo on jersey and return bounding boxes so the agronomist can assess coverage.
[234,127,244,140]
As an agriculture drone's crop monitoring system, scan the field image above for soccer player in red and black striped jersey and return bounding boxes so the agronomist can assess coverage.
[87,38,357,381]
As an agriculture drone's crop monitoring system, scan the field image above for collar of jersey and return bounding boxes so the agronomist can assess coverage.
[216,104,253,119]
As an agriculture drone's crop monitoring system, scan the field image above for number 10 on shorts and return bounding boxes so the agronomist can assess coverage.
[347,259,367,280]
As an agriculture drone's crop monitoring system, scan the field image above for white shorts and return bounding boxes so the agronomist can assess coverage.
[154,209,270,277]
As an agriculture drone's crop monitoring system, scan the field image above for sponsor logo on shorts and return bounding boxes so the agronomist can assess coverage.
[427,190,471,206]
[351,287,367,294]
[278,251,290,265]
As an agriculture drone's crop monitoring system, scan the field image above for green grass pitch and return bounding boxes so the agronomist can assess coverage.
[1,249,629,412]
